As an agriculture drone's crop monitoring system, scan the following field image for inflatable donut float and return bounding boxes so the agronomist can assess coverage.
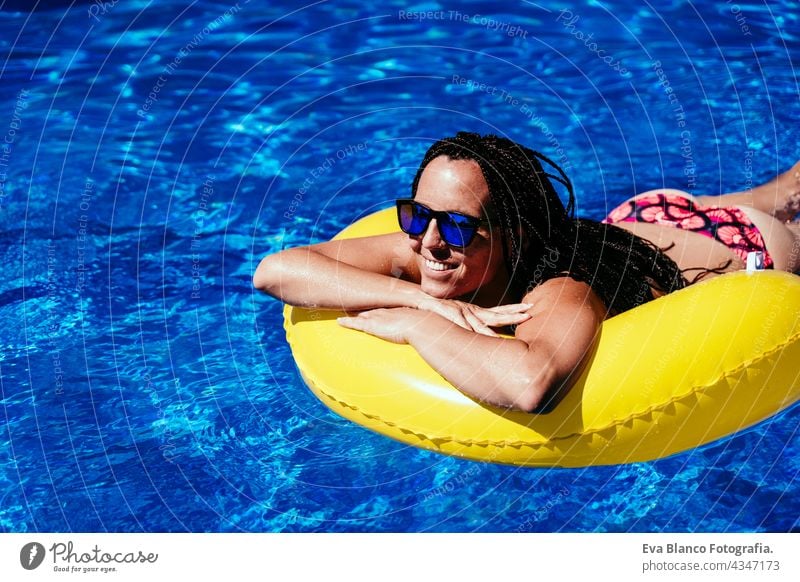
[283,209,800,467]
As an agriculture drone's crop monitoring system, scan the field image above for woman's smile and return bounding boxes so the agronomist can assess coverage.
[423,257,458,273]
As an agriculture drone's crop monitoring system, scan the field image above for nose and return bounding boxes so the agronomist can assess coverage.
[420,218,446,248]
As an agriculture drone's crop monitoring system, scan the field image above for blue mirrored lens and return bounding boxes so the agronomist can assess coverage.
[399,203,428,235]
[396,201,480,247]
[439,221,471,246]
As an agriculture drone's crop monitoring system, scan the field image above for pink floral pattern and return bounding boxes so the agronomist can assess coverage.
[604,202,635,224]
[602,192,774,268]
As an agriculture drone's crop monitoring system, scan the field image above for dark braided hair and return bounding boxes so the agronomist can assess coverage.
[410,132,688,314]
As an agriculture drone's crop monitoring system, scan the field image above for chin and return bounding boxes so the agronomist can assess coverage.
[421,276,477,300]
[420,278,459,299]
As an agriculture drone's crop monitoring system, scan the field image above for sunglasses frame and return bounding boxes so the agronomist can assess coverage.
[395,199,492,248]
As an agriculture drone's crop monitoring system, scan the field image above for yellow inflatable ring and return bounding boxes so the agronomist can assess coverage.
[284,209,800,467]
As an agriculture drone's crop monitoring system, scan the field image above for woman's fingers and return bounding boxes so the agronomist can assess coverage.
[472,308,532,326]
[486,303,533,313]
[423,302,474,331]
[336,309,414,344]
[415,297,530,332]
[462,308,500,337]
[445,309,473,332]
[337,315,363,330]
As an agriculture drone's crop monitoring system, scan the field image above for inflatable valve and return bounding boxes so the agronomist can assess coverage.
[746,251,765,271]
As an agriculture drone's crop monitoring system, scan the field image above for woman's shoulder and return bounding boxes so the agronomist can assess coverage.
[520,275,607,318]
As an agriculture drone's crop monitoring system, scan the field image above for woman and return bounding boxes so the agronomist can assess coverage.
[254,132,800,412]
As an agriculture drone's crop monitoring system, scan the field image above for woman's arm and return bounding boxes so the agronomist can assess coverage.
[338,277,606,412]
[255,232,535,333]
[253,233,427,311]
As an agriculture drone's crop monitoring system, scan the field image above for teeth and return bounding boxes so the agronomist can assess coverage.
[425,259,453,272]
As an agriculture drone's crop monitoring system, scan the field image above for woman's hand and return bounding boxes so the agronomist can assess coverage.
[415,297,532,337]
[337,308,424,344]
[336,299,533,343]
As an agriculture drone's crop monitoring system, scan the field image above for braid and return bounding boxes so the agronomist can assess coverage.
[410,132,688,313]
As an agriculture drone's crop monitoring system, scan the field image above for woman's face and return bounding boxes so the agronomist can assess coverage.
[410,156,507,300]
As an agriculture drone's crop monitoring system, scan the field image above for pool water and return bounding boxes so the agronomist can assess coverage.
[1,0,798,532]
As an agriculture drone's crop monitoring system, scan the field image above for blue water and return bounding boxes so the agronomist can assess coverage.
[1,0,799,532]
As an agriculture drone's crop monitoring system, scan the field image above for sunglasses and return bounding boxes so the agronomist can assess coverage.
[395,199,492,248]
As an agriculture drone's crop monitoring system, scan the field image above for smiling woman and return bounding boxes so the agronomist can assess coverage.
[397,155,511,304]
[253,132,800,413]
